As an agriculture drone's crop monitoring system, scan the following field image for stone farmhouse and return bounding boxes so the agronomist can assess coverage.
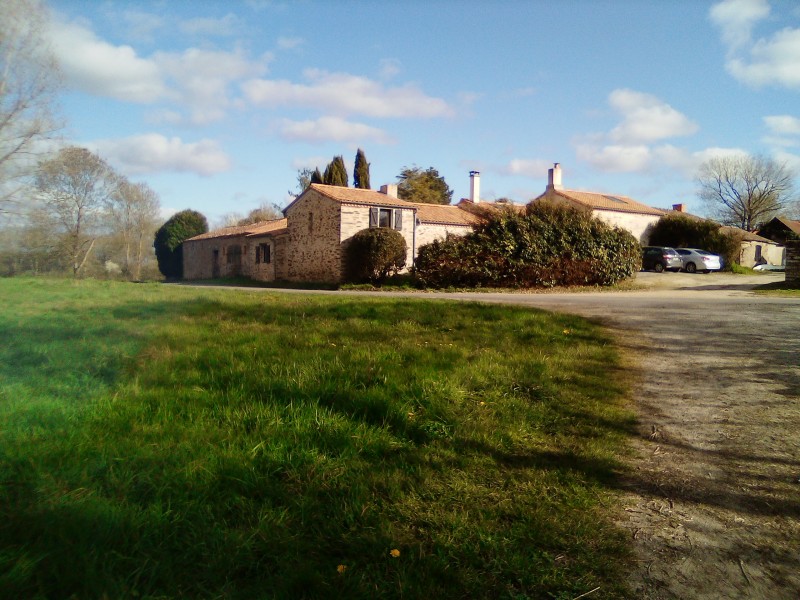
[183,163,785,283]
[183,177,483,284]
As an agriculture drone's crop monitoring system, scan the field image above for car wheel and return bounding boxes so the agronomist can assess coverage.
[685,263,697,273]
[654,263,664,273]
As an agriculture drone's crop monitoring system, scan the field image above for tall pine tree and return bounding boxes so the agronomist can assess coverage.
[310,167,323,184]
[323,155,348,187]
[354,148,370,189]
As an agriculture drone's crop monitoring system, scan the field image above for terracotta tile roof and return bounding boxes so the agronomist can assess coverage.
[412,203,482,226]
[307,183,416,209]
[456,199,526,216]
[776,217,800,236]
[550,189,665,216]
[186,218,288,241]
[720,226,776,243]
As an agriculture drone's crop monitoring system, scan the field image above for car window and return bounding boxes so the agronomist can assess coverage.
[677,249,690,255]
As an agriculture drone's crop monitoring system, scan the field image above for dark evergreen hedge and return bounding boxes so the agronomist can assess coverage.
[344,228,407,283]
[414,202,640,288]
[648,214,742,269]
[154,209,208,279]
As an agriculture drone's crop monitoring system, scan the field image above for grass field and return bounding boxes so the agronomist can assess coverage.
[0,278,635,599]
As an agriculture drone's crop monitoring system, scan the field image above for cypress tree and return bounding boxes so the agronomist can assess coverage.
[324,155,348,187]
[354,148,370,189]
[310,167,323,184]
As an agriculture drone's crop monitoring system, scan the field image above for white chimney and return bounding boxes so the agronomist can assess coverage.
[469,170,480,203]
[547,163,563,191]
[380,184,398,198]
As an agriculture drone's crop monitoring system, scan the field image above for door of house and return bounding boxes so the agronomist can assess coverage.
[212,249,220,278]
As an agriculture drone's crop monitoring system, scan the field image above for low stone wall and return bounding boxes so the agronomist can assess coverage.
[786,239,800,283]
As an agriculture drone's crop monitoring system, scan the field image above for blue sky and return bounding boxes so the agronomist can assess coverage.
[44,0,800,224]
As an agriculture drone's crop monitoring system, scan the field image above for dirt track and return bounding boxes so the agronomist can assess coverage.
[445,273,800,599]
[188,272,800,598]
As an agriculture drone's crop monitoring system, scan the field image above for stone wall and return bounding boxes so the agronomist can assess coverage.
[785,239,800,283]
[285,191,344,282]
[183,235,248,280]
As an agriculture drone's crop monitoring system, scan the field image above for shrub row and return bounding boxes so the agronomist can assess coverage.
[414,202,641,288]
[647,213,742,269]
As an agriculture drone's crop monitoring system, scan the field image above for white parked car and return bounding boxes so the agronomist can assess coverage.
[675,248,722,273]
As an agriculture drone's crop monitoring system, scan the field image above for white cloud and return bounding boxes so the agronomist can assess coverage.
[277,36,304,50]
[48,21,165,102]
[90,134,232,176]
[773,150,800,174]
[47,17,271,124]
[608,89,698,144]
[727,27,800,88]
[242,69,454,118]
[709,0,770,50]
[711,1,800,89]
[764,115,800,135]
[275,117,393,144]
[379,58,401,79]
[156,47,272,125]
[122,10,165,43]
[179,13,242,37]
[575,143,652,173]
[502,159,551,177]
[574,89,697,173]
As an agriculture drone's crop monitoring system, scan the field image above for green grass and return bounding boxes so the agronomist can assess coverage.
[753,279,800,295]
[0,277,636,599]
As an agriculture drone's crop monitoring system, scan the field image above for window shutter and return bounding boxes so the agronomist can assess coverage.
[394,209,402,230]
[369,207,378,228]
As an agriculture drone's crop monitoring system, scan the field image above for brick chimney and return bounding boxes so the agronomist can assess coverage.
[547,163,563,191]
[380,184,398,198]
[672,203,686,212]
[469,170,480,203]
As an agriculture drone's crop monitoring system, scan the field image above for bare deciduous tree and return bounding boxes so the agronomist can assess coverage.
[106,179,161,280]
[1,0,61,215]
[35,147,117,276]
[698,155,796,231]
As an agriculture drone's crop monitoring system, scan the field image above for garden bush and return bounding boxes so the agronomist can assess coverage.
[414,202,640,288]
[648,213,742,269]
[344,227,407,283]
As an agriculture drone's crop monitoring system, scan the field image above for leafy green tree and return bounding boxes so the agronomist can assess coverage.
[344,227,406,283]
[153,209,208,279]
[397,166,452,204]
[354,148,370,189]
[323,156,348,187]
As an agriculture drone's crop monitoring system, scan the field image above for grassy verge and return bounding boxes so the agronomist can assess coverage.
[753,280,800,296]
[1,277,635,599]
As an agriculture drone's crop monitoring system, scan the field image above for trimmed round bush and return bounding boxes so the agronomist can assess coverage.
[154,209,208,279]
[345,228,407,283]
[414,202,640,288]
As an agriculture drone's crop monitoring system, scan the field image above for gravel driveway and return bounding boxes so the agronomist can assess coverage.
[189,272,800,598]
[432,272,800,599]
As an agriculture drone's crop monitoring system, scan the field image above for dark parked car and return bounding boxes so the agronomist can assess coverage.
[641,246,683,272]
